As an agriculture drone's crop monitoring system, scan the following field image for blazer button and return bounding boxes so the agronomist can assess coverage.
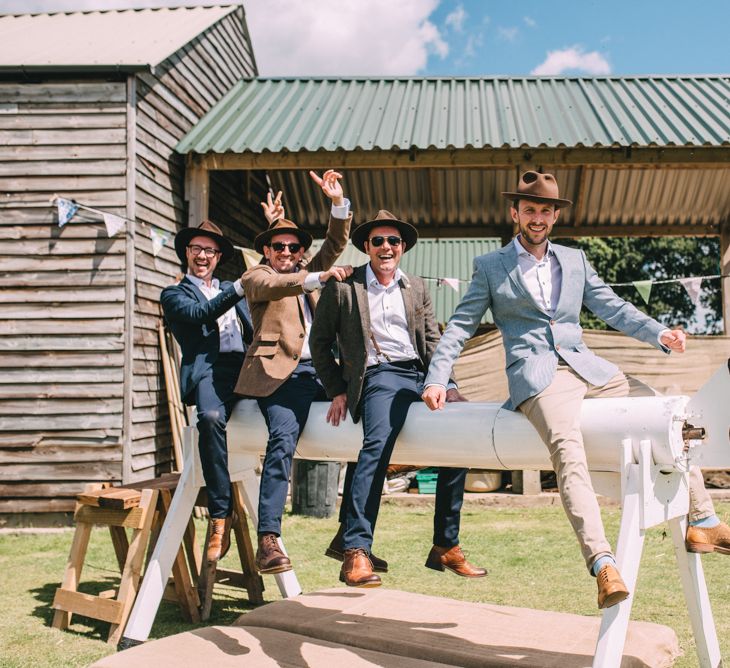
[555,344,561,351]
[550,319,555,325]
[299,333,304,338]
[293,354,298,360]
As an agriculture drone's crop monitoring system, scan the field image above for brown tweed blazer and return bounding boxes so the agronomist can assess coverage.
[234,213,351,398]
[310,263,449,422]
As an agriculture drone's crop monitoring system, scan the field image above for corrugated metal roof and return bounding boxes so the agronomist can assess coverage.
[0,5,238,70]
[177,76,730,154]
[309,238,500,324]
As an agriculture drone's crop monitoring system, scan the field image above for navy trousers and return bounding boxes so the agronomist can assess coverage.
[342,360,467,552]
[257,360,327,535]
[194,351,245,519]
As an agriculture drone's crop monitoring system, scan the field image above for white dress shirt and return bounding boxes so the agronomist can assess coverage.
[187,273,245,353]
[514,236,562,314]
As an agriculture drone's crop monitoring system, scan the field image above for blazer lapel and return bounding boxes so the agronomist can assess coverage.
[399,272,417,350]
[353,266,372,346]
[550,244,574,317]
[499,242,550,316]
[181,275,208,307]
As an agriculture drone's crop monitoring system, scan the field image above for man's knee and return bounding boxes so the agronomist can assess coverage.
[198,407,226,432]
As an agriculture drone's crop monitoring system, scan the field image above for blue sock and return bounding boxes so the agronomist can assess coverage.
[592,555,616,576]
[690,515,720,528]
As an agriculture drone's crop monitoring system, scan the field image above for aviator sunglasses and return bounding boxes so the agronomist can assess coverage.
[269,241,303,253]
[368,235,402,247]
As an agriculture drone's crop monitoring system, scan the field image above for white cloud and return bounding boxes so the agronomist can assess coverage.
[445,4,466,32]
[245,0,448,76]
[523,16,536,28]
[531,46,611,75]
[497,26,519,42]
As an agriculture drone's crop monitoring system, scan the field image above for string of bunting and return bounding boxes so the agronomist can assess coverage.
[52,196,171,257]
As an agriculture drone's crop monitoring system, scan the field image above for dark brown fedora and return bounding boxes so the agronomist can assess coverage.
[175,219,234,264]
[351,210,418,253]
[254,218,313,254]
[502,171,572,208]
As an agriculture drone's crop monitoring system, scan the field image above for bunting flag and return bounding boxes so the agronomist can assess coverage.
[56,198,78,227]
[632,279,653,304]
[240,247,262,269]
[102,212,126,237]
[679,277,703,305]
[150,227,171,257]
[440,277,460,292]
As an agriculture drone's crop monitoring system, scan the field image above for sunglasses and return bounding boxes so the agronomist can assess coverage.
[368,235,402,247]
[269,241,303,253]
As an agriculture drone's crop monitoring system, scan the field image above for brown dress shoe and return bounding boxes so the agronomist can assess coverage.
[425,544,487,578]
[325,524,389,572]
[686,521,730,555]
[339,548,382,588]
[206,516,232,562]
[256,533,292,574]
[596,564,629,609]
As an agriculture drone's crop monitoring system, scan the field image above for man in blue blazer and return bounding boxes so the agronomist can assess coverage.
[423,171,730,609]
[161,219,253,563]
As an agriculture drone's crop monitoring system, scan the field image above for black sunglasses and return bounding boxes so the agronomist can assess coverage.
[269,241,303,253]
[368,235,402,247]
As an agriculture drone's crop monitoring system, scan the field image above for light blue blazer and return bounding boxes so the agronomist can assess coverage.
[425,242,668,410]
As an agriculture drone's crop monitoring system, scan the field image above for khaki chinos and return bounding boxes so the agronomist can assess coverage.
[519,366,715,572]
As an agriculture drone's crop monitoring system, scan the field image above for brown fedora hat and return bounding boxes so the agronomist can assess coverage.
[502,171,572,208]
[254,218,313,254]
[351,210,418,253]
[175,219,235,264]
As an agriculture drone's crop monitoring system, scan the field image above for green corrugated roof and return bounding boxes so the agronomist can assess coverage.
[177,75,730,154]
[309,237,501,325]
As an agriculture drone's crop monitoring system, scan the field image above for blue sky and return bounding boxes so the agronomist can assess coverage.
[4,0,730,77]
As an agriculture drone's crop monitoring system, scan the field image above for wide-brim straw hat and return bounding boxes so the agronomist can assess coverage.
[254,218,313,254]
[175,219,234,264]
[502,171,572,208]
[351,210,418,253]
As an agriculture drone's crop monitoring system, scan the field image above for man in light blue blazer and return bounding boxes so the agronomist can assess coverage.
[423,171,730,609]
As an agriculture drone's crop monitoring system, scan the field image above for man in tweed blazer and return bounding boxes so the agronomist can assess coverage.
[423,171,730,608]
[311,211,486,587]
[235,170,353,575]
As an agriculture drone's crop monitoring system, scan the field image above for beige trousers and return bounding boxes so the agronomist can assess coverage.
[519,366,715,571]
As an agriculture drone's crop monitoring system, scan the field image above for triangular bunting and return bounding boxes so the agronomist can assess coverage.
[103,212,126,237]
[679,277,703,306]
[241,247,262,269]
[440,277,460,292]
[56,198,78,227]
[150,227,171,257]
[632,280,653,305]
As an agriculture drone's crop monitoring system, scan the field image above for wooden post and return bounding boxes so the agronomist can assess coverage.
[186,159,209,228]
[721,221,730,335]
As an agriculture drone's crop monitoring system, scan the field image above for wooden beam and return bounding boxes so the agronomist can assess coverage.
[185,158,209,227]
[721,220,730,336]
[194,147,730,171]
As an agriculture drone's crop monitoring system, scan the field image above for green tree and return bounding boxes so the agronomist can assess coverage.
[560,237,722,334]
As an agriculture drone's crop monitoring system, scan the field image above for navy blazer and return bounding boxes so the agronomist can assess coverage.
[160,276,254,405]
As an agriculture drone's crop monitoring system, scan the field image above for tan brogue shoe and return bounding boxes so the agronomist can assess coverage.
[596,564,629,609]
[255,533,292,574]
[425,544,487,578]
[339,548,382,588]
[325,524,389,572]
[686,521,730,555]
[206,516,232,562]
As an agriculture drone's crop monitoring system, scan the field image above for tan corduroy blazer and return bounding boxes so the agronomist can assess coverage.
[235,213,351,398]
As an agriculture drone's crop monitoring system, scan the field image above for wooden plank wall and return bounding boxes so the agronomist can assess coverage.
[130,7,258,481]
[0,80,128,513]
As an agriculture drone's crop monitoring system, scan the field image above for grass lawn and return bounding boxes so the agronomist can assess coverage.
[1,500,728,667]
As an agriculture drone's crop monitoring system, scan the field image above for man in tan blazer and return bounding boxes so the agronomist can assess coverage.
[235,170,353,574]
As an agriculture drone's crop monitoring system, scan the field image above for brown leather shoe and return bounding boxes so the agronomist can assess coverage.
[425,544,487,578]
[255,533,292,574]
[686,521,730,555]
[339,548,382,588]
[325,524,389,572]
[206,516,232,563]
[596,564,629,609]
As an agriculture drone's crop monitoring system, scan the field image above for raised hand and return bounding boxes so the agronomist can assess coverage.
[309,169,344,206]
[660,328,687,353]
[320,265,353,283]
[261,190,285,225]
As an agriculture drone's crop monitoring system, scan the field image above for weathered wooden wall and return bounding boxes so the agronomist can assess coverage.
[130,6,258,481]
[0,80,129,514]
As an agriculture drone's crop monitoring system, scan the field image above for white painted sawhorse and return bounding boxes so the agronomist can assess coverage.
[591,439,721,667]
[120,427,302,649]
[121,431,722,667]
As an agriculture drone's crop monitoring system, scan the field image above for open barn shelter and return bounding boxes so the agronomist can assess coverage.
[0,5,261,521]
